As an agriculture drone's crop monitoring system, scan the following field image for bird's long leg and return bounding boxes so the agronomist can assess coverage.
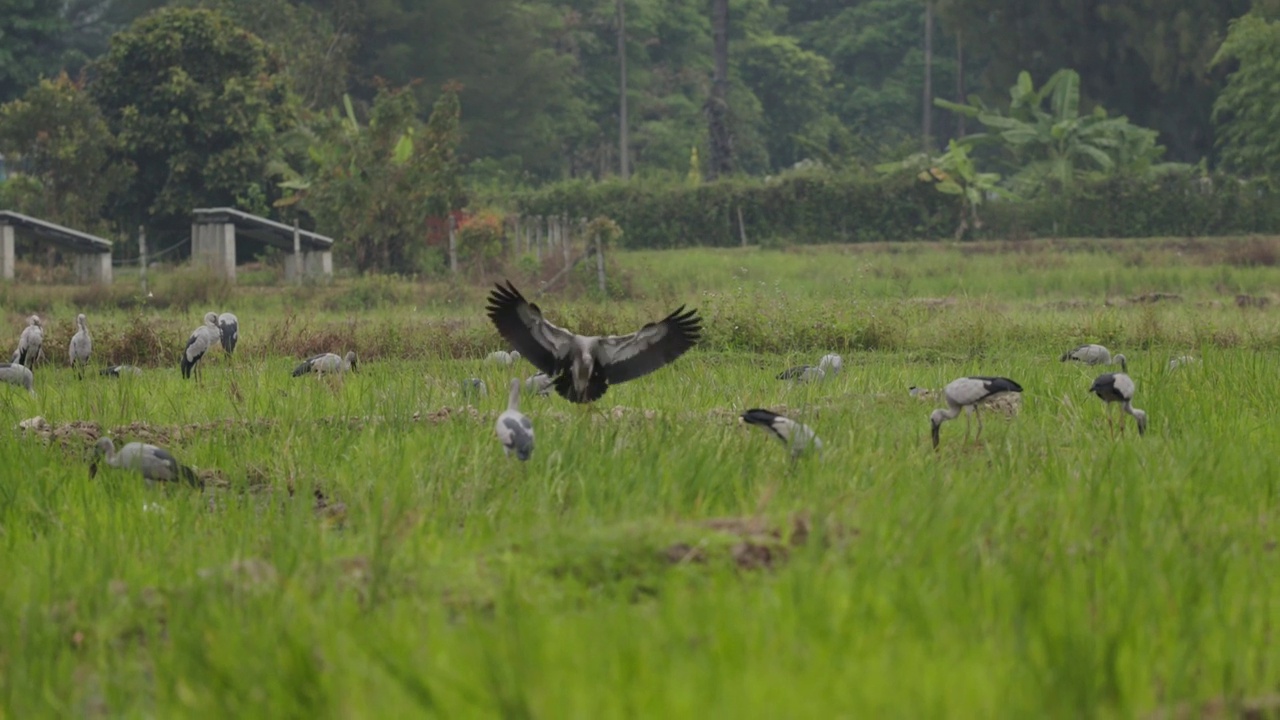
[963,407,972,442]
[975,406,985,441]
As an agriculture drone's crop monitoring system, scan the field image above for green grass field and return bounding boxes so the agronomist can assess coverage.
[4,238,1280,718]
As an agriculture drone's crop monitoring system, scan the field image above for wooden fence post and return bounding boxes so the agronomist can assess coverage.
[448,215,458,275]
[138,225,148,295]
[562,215,572,269]
[595,233,607,296]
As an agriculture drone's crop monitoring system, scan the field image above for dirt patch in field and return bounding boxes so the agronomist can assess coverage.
[1145,693,1280,720]
[663,513,821,571]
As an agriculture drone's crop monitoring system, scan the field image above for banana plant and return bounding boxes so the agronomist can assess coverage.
[877,140,1015,239]
[935,69,1183,195]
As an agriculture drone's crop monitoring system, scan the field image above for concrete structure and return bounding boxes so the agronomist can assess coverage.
[0,211,113,284]
[191,207,335,283]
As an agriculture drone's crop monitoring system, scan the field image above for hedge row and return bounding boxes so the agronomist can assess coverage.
[512,172,1280,248]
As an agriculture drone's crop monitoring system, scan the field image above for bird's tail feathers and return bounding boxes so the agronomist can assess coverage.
[291,360,311,377]
[741,408,782,427]
[180,355,193,379]
[178,464,203,488]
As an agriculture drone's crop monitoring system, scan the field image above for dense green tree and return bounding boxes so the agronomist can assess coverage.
[0,73,133,233]
[0,0,67,102]
[180,0,355,110]
[738,35,836,169]
[87,7,293,243]
[276,85,464,273]
[1212,13,1280,180]
[936,0,1252,162]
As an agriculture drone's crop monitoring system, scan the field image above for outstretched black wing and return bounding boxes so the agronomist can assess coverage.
[597,306,702,385]
[485,281,578,375]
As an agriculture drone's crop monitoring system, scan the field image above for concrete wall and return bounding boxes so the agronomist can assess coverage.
[74,252,112,284]
[191,222,237,281]
[0,224,12,281]
[285,249,334,283]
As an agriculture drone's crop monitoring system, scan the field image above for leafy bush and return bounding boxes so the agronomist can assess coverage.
[456,210,506,272]
[515,170,1280,247]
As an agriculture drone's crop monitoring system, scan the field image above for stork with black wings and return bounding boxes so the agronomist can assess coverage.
[485,281,702,404]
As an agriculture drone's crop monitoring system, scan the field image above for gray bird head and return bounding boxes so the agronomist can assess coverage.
[510,350,521,362]
[929,409,946,448]
[1133,408,1148,436]
[1115,354,1128,373]
[94,437,115,456]
[345,351,358,372]
[28,315,41,327]
[203,311,218,325]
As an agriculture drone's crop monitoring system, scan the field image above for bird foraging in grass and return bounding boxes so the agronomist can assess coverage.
[740,408,822,457]
[0,362,35,395]
[101,364,142,378]
[1061,344,1127,372]
[777,353,842,382]
[181,312,222,379]
[11,315,43,367]
[485,280,702,404]
[495,378,535,461]
[93,437,202,487]
[1089,372,1147,437]
[930,376,1024,449]
[292,351,358,377]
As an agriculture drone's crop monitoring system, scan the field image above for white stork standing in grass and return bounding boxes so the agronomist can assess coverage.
[930,376,1024,449]
[740,408,822,457]
[485,281,702,404]
[218,313,239,354]
[292,351,358,377]
[1061,344,1127,372]
[69,313,91,371]
[11,315,43,367]
[0,363,35,395]
[92,437,202,487]
[1089,372,1147,437]
[495,378,535,460]
[181,312,222,379]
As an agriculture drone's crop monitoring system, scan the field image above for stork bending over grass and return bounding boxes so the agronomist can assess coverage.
[102,365,142,378]
[92,437,202,487]
[740,408,822,458]
[292,351,358,377]
[1061,344,1127,372]
[777,353,842,382]
[0,363,35,395]
[930,376,1024,449]
[1089,372,1147,437]
[486,281,702,404]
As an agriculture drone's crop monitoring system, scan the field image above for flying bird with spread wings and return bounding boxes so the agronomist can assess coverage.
[485,281,702,403]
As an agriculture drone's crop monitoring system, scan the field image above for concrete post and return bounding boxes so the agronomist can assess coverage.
[74,252,113,284]
[191,222,236,281]
[302,249,333,282]
[0,224,13,281]
[284,252,303,283]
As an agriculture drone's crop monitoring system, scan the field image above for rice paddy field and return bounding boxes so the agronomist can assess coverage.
[4,236,1280,718]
